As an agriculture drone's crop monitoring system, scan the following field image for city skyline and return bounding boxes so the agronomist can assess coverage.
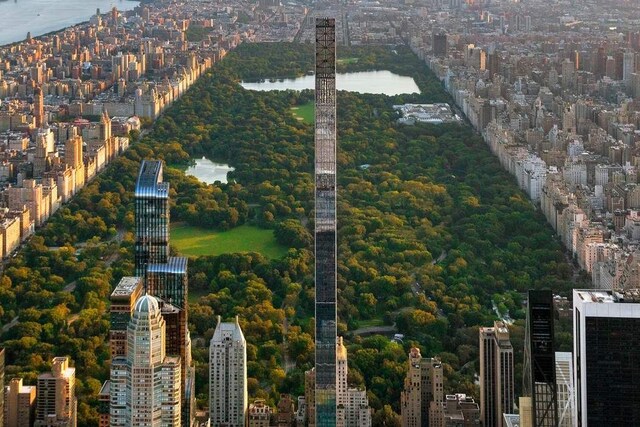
[4,0,640,426]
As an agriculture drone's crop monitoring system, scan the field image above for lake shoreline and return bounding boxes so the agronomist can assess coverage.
[240,70,421,96]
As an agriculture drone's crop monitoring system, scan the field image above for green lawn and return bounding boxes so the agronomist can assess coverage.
[171,223,288,258]
[290,101,314,124]
[337,57,359,65]
[356,317,385,328]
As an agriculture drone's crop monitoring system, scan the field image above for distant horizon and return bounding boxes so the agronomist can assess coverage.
[0,0,138,46]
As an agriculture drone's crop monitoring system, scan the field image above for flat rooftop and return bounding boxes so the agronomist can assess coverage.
[111,276,143,298]
[575,289,640,304]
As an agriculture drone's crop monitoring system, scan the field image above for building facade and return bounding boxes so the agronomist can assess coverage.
[35,357,77,427]
[134,160,169,277]
[4,378,36,427]
[479,322,514,427]
[314,17,338,427]
[247,400,272,427]
[573,289,640,426]
[555,352,575,427]
[109,294,181,427]
[209,316,247,427]
[109,276,144,359]
[336,337,371,427]
[400,348,443,427]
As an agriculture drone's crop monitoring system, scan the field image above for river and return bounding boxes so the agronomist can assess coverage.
[0,0,139,46]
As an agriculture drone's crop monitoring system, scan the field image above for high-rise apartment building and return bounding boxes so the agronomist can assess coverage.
[64,135,83,170]
[432,33,447,57]
[314,17,338,427]
[135,160,169,277]
[479,321,514,427]
[400,348,443,427]
[573,289,640,426]
[110,294,181,427]
[336,338,371,427]
[147,258,190,405]
[34,86,44,128]
[35,357,77,427]
[209,316,247,427]
[109,276,144,359]
[133,159,193,427]
[4,378,36,427]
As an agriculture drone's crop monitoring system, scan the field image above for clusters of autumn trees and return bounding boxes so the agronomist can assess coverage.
[0,43,579,425]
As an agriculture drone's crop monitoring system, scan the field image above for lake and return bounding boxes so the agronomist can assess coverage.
[241,70,420,95]
[0,0,139,46]
[186,157,235,184]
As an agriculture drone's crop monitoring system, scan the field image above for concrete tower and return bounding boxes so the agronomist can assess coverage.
[34,86,44,128]
[209,316,247,427]
[4,377,37,427]
[100,109,112,142]
[314,17,338,427]
[400,348,443,427]
[35,357,77,427]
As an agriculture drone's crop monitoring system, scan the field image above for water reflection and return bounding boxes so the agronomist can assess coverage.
[185,157,235,184]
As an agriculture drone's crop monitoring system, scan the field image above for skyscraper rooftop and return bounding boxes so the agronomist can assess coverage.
[135,159,169,198]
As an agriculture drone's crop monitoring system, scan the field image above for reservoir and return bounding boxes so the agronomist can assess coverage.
[0,0,139,46]
[186,157,235,184]
[241,70,420,95]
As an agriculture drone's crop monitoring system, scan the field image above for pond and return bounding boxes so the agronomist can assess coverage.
[240,70,420,95]
[185,157,235,184]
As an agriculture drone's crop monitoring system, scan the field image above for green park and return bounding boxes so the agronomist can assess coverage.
[171,223,288,258]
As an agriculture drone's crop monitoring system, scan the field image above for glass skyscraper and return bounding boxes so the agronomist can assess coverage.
[135,160,170,277]
[314,17,337,427]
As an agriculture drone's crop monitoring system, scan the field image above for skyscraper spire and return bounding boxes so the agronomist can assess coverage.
[314,17,337,427]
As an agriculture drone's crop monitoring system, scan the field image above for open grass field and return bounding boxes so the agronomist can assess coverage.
[337,57,359,65]
[171,223,288,258]
[356,317,385,328]
[290,101,314,124]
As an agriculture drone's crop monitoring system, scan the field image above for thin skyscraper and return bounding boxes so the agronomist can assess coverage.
[314,17,338,427]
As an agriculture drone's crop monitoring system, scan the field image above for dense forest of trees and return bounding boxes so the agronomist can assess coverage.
[0,43,578,425]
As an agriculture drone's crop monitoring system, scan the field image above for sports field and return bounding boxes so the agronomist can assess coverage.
[290,101,314,124]
[171,223,288,259]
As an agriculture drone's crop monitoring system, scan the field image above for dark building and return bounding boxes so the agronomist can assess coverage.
[314,17,338,427]
[134,160,169,277]
[574,289,640,426]
[524,290,558,427]
[146,257,189,309]
[147,257,189,412]
[433,33,447,57]
[109,276,144,359]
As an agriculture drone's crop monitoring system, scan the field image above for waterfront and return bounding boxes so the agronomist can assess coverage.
[186,157,235,184]
[241,70,421,95]
[0,0,139,45]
